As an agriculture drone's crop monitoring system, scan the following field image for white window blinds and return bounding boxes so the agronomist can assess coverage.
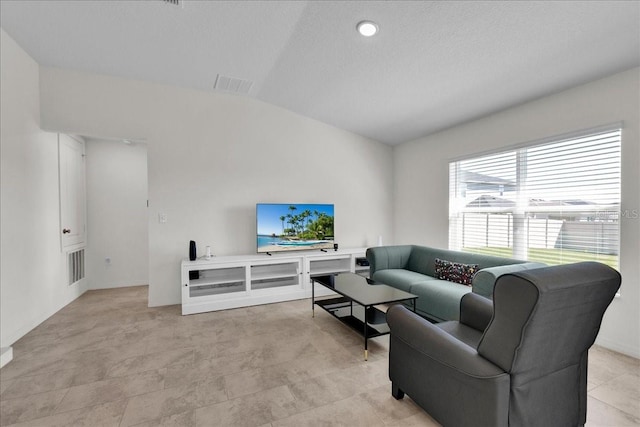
[449,128,621,268]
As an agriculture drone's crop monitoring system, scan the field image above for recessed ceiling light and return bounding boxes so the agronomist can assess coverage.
[357,21,379,37]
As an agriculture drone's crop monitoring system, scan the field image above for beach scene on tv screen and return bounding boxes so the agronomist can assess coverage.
[257,204,334,253]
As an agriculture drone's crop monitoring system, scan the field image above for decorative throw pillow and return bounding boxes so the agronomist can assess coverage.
[434,258,479,286]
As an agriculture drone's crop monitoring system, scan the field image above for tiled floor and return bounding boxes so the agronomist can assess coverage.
[0,286,638,426]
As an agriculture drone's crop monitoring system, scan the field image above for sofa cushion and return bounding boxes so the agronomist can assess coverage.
[409,278,472,322]
[406,245,524,278]
[372,269,428,292]
[435,258,479,286]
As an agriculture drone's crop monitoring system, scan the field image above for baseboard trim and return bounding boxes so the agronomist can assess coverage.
[595,337,640,359]
[0,347,13,368]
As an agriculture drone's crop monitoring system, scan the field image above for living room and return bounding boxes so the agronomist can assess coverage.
[1,1,639,425]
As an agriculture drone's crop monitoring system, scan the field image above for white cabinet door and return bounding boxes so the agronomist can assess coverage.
[59,134,86,251]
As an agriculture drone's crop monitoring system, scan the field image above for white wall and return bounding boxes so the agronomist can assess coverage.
[38,67,394,307]
[394,68,640,357]
[85,139,148,289]
[0,29,88,349]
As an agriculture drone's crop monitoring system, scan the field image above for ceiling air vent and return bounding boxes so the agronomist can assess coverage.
[214,74,253,95]
[161,0,183,7]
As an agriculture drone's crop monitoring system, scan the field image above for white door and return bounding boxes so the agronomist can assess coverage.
[59,134,86,251]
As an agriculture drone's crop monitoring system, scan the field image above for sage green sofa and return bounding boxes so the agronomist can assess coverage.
[366,245,544,322]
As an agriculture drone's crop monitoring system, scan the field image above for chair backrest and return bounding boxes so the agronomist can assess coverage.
[477,262,621,425]
[478,262,620,374]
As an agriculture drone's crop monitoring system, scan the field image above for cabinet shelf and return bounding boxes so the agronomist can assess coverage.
[308,257,351,278]
[189,277,244,287]
[190,266,244,286]
[251,262,299,291]
[181,248,367,315]
[310,267,350,277]
[186,265,246,298]
[251,277,299,290]
[251,273,299,281]
[251,263,299,281]
[190,283,246,297]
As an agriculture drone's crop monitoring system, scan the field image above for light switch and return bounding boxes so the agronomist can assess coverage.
[159,213,168,224]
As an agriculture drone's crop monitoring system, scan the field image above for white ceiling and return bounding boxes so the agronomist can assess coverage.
[1,0,639,145]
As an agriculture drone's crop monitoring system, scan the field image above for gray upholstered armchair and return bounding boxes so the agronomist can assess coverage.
[386,261,621,427]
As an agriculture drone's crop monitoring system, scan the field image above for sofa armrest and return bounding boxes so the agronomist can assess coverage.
[387,304,505,377]
[472,262,546,298]
[459,293,493,332]
[366,245,413,277]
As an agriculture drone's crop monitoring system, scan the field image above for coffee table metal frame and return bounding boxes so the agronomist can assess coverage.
[311,273,417,360]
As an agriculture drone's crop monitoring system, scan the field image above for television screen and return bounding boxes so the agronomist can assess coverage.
[257,203,334,253]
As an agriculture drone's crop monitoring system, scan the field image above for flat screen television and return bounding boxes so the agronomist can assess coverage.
[257,203,334,253]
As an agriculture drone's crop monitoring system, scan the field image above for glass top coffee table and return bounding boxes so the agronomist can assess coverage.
[312,272,418,360]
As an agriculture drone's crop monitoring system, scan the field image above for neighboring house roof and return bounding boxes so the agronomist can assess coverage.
[460,171,517,194]
[466,195,515,208]
[460,171,515,186]
[466,195,605,208]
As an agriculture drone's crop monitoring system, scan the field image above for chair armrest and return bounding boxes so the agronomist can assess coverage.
[387,304,505,377]
[387,304,510,427]
[366,245,413,277]
[459,293,493,332]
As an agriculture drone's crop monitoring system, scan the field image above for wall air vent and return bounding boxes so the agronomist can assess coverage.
[68,249,85,286]
[214,74,253,95]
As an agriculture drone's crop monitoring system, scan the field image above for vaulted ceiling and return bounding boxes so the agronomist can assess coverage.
[1,1,639,145]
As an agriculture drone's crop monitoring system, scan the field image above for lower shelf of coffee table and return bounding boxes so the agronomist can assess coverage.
[315,297,390,337]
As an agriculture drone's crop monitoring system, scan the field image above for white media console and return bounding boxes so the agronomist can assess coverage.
[181,248,370,315]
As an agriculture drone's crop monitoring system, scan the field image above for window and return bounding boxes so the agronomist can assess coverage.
[449,128,621,268]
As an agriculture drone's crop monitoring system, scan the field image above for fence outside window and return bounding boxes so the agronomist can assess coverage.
[449,127,621,268]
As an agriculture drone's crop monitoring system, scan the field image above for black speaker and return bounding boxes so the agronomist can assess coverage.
[333,243,339,251]
[189,240,197,261]
[355,257,369,266]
